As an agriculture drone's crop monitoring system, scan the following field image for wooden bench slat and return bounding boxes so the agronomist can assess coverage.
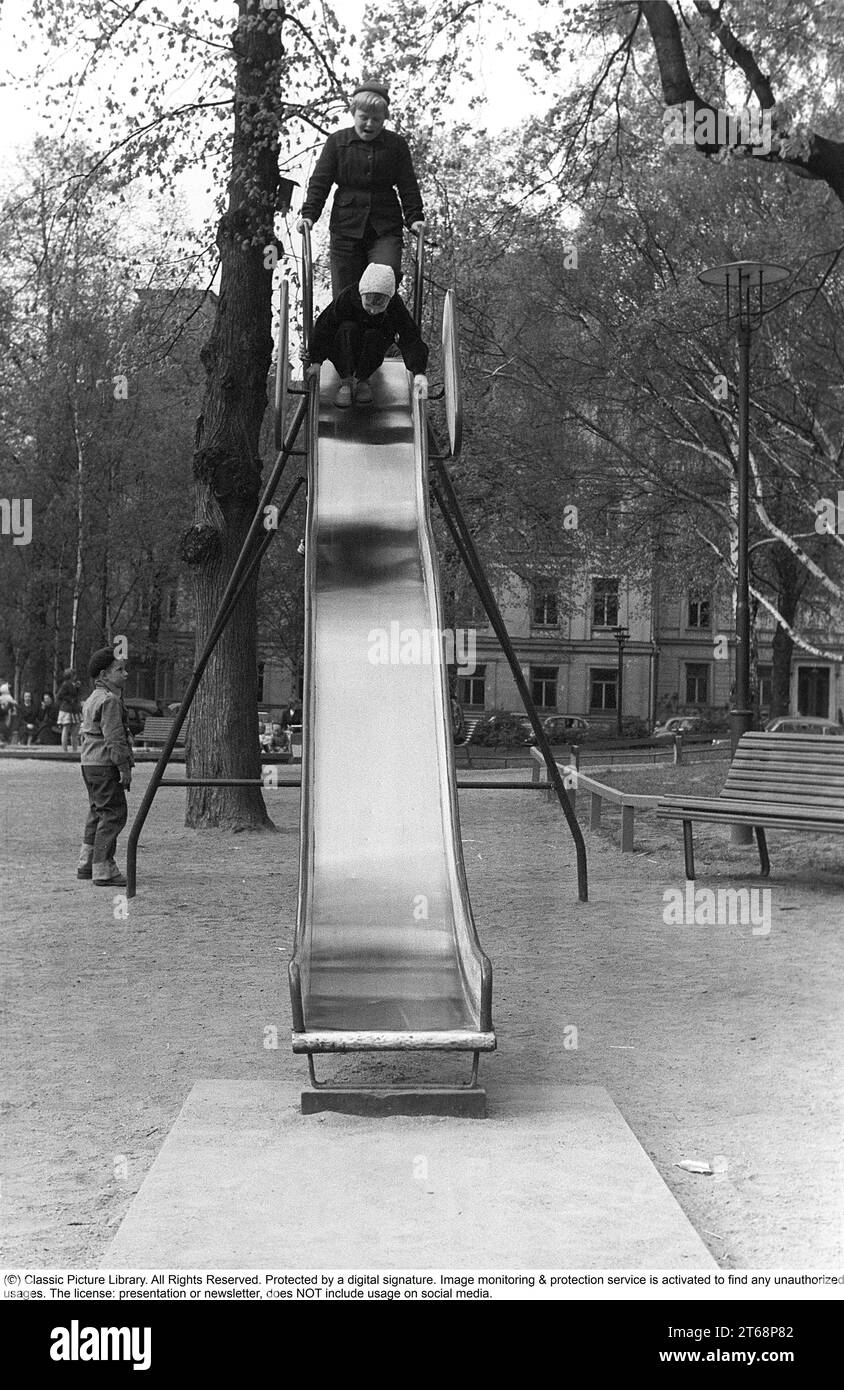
[658,805,844,826]
[728,767,844,778]
[721,781,844,802]
[658,796,844,820]
[722,788,844,804]
[727,754,844,771]
[740,733,844,743]
[726,755,844,769]
[724,770,844,787]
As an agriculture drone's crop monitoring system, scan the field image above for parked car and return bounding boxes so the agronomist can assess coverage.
[765,715,844,736]
[468,711,536,747]
[654,714,712,738]
[543,714,590,744]
[123,697,163,737]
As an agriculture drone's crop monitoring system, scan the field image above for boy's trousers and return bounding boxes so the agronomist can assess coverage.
[81,766,128,864]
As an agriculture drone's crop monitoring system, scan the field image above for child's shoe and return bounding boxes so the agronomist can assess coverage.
[354,378,374,404]
[76,845,93,879]
[334,379,353,408]
[92,861,127,887]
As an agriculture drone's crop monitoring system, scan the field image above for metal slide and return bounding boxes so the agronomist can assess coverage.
[289,360,495,1073]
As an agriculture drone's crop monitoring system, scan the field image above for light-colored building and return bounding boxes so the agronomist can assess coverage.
[453,563,844,728]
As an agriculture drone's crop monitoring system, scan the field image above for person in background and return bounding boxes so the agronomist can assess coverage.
[34,692,57,744]
[305,264,428,408]
[16,691,38,744]
[297,80,425,297]
[0,682,17,744]
[77,648,134,887]
[56,667,82,753]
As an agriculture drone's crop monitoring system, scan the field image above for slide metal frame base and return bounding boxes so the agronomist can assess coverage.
[301,1050,486,1117]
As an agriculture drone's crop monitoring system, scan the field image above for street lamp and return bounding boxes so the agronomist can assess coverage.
[612,624,630,736]
[697,260,789,757]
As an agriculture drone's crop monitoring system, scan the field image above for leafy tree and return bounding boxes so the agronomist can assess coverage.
[395,108,843,709]
[519,0,844,205]
[0,141,205,705]
[21,1,357,828]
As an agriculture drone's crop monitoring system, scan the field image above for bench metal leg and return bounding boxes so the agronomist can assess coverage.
[621,804,634,853]
[755,827,770,877]
[682,820,695,881]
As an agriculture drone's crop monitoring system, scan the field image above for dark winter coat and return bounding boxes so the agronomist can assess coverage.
[309,285,429,378]
[57,678,82,715]
[19,697,37,727]
[301,127,423,238]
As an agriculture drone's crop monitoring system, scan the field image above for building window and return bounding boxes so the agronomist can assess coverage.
[532,585,558,626]
[687,593,711,628]
[531,666,557,709]
[757,664,772,710]
[459,665,486,707]
[590,667,617,711]
[257,661,265,702]
[685,663,709,704]
[592,577,618,628]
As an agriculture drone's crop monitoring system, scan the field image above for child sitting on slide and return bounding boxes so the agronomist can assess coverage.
[305,264,428,409]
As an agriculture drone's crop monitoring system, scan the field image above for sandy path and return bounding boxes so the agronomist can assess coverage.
[1,757,841,1267]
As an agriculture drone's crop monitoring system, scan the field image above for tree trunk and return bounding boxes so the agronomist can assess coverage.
[769,550,802,717]
[99,459,114,642]
[181,0,284,831]
[146,571,163,692]
[68,395,86,672]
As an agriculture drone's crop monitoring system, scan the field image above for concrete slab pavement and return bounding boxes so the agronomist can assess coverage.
[104,1080,716,1268]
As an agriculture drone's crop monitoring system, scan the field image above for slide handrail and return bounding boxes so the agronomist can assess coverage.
[273,278,289,451]
[412,223,426,327]
[301,219,313,354]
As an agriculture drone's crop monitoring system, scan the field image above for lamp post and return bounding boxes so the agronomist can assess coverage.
[612,625,630,736]
[697,261,789,758]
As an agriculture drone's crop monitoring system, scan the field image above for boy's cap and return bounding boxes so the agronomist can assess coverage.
[359,264,395,299]
[88,647,117,679]
[352,81,389,106]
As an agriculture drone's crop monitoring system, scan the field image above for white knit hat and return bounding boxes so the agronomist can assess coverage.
[359,264,395,299]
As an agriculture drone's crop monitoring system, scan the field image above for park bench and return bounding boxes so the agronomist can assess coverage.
[138,716,185,750]
[656,731,844,880]
[530,747,658,851]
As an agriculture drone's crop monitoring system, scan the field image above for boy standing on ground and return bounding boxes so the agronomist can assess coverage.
[78,648,134,887]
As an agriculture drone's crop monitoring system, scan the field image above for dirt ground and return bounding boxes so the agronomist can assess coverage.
[1,755,841,1269]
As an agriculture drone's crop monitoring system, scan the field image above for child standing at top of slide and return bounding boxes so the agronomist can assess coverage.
[297,80,425,297]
